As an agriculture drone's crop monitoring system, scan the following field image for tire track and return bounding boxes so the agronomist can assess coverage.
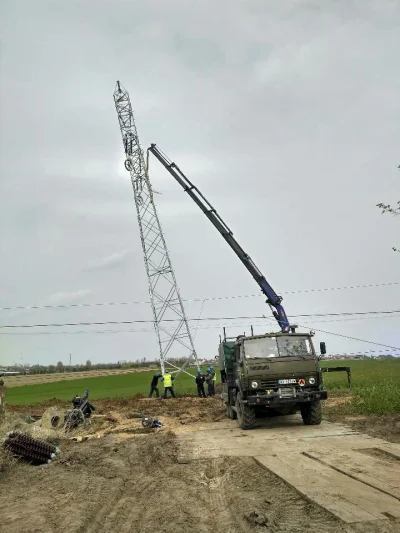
[206,458,254,533]
[227,456,348,533]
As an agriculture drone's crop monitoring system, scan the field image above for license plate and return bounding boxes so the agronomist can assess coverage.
[278,379,297,385]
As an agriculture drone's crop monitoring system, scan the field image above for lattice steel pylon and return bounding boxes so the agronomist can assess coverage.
[113,81,199,376]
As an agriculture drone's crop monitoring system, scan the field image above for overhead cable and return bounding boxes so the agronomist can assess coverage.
[1,280,399,312]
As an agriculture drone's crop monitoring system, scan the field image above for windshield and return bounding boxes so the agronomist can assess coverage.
[276,336,313,357]
[243,338,279,359]
[243,336,313,359]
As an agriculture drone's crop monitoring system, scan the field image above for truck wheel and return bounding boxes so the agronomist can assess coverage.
[235,394,255,430]
[300,400,322,425]
[226,403,237,420]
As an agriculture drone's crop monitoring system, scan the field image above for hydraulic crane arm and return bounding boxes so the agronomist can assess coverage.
[148,144,291,333]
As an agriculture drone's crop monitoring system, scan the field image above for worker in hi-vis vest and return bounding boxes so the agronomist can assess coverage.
[161,370,175,399]
[210,366,217,396]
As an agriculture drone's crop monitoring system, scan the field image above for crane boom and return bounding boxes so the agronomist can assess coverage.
[148,144,291,333]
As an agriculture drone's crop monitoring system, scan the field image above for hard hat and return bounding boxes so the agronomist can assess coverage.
[210,366,214,370]
[165,370,169,373]
[207,367,211,371]
[197,369,201,374]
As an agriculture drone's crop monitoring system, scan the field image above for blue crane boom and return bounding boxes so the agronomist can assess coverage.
[148,144,291,333]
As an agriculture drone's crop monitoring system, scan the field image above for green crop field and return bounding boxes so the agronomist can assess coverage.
[321,359,400,415]
[5,359,400,416]
[5,366,212,405]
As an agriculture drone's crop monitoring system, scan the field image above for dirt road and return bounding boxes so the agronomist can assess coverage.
[0,397,399,533]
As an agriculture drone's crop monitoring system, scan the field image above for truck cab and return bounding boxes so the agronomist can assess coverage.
[220,332,327,429]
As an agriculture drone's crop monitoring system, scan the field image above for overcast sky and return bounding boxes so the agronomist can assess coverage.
[1,0,399,366]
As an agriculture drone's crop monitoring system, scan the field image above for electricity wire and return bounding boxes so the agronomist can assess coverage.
[2,309,400,329]
[1,280,399,312]
[1,313,400,350]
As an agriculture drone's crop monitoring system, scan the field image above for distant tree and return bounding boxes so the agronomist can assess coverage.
[56,361,64,373]
[86,360,92,369]
[376,165,399,252]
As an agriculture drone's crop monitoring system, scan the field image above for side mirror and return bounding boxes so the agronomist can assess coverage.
[320,342,326,356]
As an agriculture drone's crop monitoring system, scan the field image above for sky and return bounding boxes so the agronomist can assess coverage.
[0,0,399,366]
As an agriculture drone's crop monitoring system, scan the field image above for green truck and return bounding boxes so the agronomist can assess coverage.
[219,332,327,429]
[149,144,330,427]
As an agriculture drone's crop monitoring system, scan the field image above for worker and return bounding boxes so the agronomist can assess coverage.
[195,369,206,398]
[211,365,217,391]
[205,367,215,397]
[209,366,216,396]
[161,370,175,399]
[149,372,161,398]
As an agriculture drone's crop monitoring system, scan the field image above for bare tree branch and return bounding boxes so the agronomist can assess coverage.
[376,166,399,251]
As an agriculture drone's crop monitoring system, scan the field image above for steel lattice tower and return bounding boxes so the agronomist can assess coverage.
[113,81,199,375]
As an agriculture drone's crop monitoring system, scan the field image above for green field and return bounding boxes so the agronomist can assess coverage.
[321,359,400,415]
[5,359,400,416]
[5,366,211,405]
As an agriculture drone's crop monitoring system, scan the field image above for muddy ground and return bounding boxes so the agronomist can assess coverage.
[8,394,400,444]
[341,414,400,443]
[0,397,399,533]
[1,431,350,533]
[321,394,400,444]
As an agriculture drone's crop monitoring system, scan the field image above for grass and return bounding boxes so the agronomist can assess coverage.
[321,359,400,416]
[5,366,212,405]
[5,360,400,417]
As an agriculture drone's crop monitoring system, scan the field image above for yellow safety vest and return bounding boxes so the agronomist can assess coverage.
[163,374,172,387]
[212,372,216,382]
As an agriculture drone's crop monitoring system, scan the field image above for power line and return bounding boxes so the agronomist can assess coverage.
[1,313,400,351]
[294,310,400,318]
[1,311,399,335]
[1,280,399,312]
[260,317,400,352]
[1,309,400,329]
[300,322,400,352]
[1,312,400,335]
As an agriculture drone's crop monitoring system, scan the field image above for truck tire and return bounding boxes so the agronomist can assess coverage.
[235,394,255,430]
[226,403,237,420]
[300,400,322,425]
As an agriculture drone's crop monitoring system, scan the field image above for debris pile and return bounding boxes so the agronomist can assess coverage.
[4,432,61,465]
[142,416,163,429]
[64,388,95,431]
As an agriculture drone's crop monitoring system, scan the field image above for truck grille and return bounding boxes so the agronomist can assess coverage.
[260,379,279,389]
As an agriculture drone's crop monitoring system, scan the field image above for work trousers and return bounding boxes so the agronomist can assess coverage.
[197,384,206,398]
[149,385,160,398]
[207,383,215,396]
[163,386,175,399]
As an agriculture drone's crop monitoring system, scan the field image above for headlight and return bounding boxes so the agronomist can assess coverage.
[309,377,316,385]
[251,381,258,389]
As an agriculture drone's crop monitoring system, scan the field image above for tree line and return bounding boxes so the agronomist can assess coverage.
[6,357,195,375]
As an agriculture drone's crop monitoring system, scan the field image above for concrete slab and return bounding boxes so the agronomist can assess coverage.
[305,449,400,501]
[255,453,400,523]
[176,416,400,525]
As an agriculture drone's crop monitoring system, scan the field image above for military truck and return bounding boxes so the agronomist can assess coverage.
[148,144,329,426]
[219,332,327,429]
